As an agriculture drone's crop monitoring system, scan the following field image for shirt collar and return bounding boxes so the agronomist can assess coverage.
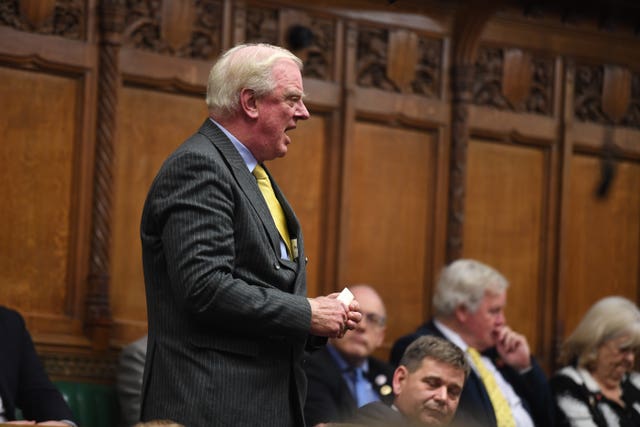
[209,117,257,172]
[433,318,469,352]
[326,344,370,373]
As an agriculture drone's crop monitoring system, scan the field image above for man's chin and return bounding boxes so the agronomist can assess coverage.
[419,411,450,427]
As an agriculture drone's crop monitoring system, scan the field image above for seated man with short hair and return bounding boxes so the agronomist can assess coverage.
[353,335,470,427]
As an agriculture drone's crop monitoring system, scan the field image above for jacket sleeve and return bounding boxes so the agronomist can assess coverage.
[501,356,555,427]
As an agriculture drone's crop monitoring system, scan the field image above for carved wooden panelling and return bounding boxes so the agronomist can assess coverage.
[575,65,609,125]
[473,46,553,115]
[0,0,84,39]
[574,64,640,129]
[242,6,335,80]
[244,5,278,45]
[123,0,222,59]
[621,72,640,129]
[43,352,118,382]
[463,140,546,352]
[110,87,207,345]
[0,66,79,320]
[339,122,437,356]
[561,154,640,336]
[357,26,442,97]
[299,16,334,81]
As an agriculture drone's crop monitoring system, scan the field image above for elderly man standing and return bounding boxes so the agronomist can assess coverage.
[390,259,553,427]
[139,43,361,427]
[304,285,395,426]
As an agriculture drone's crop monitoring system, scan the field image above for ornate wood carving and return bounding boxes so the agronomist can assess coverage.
[602,65,631,124]
[502,48,532,107]
[42,352,118,383]
[160,0,196,51]
[299,16,334,81]
[0,0,84,39]
[473,46,553,115]
[621,73,640,129]
[356,26,441,97]
[86,0,126,351]
[387,29,419,93]
[575,64,639,129]
[123,0,222,59]
[19,0,56,28]
[244,5,278,45]
[412,36,442,98]
[446,0,499,263]
[447,64,474,262]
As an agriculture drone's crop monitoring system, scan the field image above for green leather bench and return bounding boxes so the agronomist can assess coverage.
[55,381,119,427]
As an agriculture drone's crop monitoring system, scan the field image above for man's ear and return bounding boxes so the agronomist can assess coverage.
[392,366,408,395]
[454,304,469,323]
[240,88,259,118]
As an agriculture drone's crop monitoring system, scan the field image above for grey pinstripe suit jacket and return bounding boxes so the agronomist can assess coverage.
[140,119,316,427]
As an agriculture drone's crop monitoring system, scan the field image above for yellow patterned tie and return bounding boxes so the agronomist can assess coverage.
[252,165,292,256]
[467,347,516,427]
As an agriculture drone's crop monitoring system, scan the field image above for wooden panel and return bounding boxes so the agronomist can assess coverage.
[463,140,546,354]
[110,86,207,345]
[267,115,327,299]
[0,66,79,333]
[339,122,437,355]
[560,154,640,338]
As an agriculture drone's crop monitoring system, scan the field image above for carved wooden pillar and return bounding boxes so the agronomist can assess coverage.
[85,0,126,350]
[445,1,500,262]
[447,64,475,262]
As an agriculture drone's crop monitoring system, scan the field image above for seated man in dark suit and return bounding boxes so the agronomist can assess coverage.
[354,335,470,427]
[304,285,395,426]
[390,259,553,427]
[0,305,76,426]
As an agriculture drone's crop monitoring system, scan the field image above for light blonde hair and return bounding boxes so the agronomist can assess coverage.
[206,43,303,119]
[432,259,509,317]
[559,296,640,369]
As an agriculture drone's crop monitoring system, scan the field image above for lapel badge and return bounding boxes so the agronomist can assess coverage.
[380,385,393,396]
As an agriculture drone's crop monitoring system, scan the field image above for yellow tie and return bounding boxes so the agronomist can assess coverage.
[467,347,516,427]
[252,165,292,256]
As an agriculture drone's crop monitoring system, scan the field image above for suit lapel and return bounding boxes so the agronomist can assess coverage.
[196,119,287,260]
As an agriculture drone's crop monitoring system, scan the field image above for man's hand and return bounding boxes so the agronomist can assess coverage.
[308,293,362,338]
[495,326,531,371]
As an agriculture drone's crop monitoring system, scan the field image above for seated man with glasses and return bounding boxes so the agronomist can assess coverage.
[304,285,394,427]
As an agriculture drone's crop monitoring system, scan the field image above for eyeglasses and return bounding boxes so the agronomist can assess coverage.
[362,312,386,328]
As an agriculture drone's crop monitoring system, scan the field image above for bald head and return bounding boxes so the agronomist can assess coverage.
[330,284,387,367]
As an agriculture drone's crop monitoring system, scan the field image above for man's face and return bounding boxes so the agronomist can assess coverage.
[330,286,386,366]
[253,59,309,161]
[393,358,465,427]
[460,290,507,351]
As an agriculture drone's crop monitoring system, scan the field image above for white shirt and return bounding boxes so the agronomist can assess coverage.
[433,319,535,427]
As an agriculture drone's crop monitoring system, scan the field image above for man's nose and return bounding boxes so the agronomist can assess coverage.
[296,101,310,120]
[432,386,448,402]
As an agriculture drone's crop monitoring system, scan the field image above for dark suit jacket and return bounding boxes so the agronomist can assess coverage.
[390,320,554,427]
[351,401,406,426]
[0,306,75,423]
[140,119,318,427]
[304,346,395,426]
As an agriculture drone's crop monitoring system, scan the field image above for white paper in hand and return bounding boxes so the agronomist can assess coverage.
[337,287,354,306]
